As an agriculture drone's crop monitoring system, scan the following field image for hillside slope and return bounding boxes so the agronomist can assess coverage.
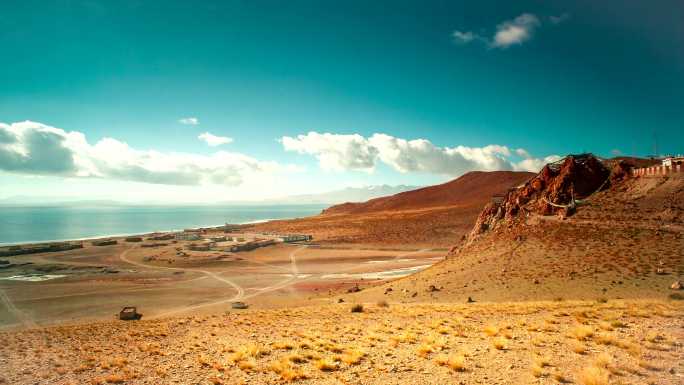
[250,171,534,247]
[322,171,534,215]
[357,155,684,301]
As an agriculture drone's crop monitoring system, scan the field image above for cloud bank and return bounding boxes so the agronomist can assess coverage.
[282,131,560,175]
[198,132,233,146]
[0,121,282,186]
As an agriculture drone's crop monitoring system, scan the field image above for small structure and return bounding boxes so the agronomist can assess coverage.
[223,223,242,233]
[280,234,313,243]
[92,239,117,247]
[0,242,83,257]
[230,239,275,252]
[231,302,248,309]
[662,155,684,167]
[175,231,202,241]
[147,233,174,241]
[187,242,214,251]
[118,307,142,320]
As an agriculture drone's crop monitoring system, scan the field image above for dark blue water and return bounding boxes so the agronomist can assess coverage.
[0,205,326,245]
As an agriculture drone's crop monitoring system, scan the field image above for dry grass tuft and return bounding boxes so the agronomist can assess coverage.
[483,325,499,337]
[417,344,433,358]
[237,359,256,371]
[315,357,338,371]
[593,353,611,369]
[579,366,608,385]
[532,364,544,378]
[270,360,308,382]
[492,337,507,350]
[570,325,594,341]
[104,374,125,384]
[435,353,465,371]
[340,349,364,365]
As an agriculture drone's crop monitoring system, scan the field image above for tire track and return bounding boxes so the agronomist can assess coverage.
[0,287,36,328]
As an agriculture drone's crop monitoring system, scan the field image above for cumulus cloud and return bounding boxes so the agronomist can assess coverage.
[282,131,559,176]
[492,13,540,48]
[281,132,378,172]
[198,132,233,146]
[178,117,199,125]
[0,121,283,186]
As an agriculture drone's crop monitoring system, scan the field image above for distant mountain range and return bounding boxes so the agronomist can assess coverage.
[261,185,420,205]
[0,185,420,207]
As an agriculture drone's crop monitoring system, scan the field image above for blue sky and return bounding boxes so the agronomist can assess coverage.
[1,1,682,202]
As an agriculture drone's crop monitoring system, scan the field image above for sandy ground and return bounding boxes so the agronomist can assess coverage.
[0,237,443,330]
[0,300,681,385]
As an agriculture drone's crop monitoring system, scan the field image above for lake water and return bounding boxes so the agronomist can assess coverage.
[0,204,327,245]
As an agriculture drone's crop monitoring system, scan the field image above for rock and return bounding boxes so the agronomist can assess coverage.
[655,268,667,275]
[468,154,610,240]
[338,298,345,303]
[384,287,393,294]
[411,292,417,298]
[671,281,682,290]
[467,296,475,303]
[347,285,361,293]
[533,278,540,284]
[428,285,439,292]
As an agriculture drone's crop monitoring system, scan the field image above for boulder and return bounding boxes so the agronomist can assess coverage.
[671,281,682,290]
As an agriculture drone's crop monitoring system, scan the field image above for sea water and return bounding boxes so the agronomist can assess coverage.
[0,204,326,245]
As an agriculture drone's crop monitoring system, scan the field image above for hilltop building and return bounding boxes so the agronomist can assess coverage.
[662,156,684,167]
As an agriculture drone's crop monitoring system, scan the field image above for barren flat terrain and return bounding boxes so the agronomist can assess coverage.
[0,236,442,329]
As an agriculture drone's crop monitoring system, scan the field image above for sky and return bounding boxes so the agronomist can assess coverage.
[1,0,683,202]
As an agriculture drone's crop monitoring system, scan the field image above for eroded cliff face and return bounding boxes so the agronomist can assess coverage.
[468,154,617,241]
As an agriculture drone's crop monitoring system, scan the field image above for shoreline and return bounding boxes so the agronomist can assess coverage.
[0,219,279,248]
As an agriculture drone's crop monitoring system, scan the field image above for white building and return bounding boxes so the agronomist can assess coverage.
[662,156,684,167]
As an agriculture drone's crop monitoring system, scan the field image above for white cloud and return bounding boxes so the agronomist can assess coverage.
[492,13,540,48]
[515,148,531,158]
[452,12,550,49]
[281,132,378,172]
[0,121,285,186]
[282,131,559,176]
[178,117,199,125]
[198,132,233,146]
[452,30,477,44]
[513,155,562,172]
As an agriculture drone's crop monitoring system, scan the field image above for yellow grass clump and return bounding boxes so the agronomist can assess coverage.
[269,360,308,382]
[492,337,507,350]
[569,325,594,341]
[435,353,465,371]
[316,357,338,371]
[483,325,499,336]
[340,349,364,365]
[579,366,608,385]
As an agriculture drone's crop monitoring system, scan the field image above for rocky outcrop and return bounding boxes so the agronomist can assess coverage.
[469,154,612,240]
